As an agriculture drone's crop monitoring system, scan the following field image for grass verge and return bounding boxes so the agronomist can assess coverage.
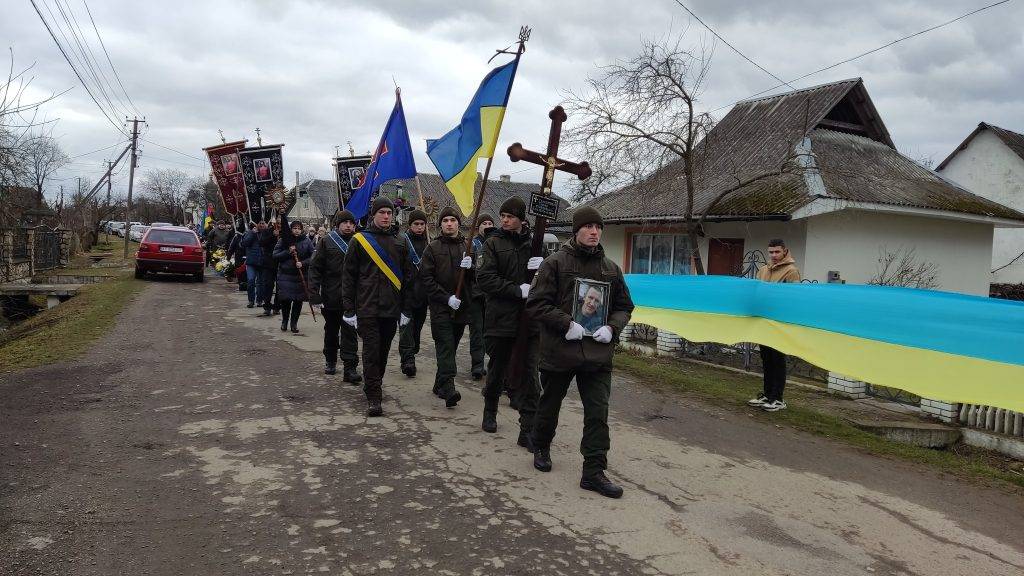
[0,273,144,373]
[615,350,1024,490]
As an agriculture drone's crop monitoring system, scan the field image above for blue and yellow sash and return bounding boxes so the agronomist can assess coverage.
[353,232,402,291]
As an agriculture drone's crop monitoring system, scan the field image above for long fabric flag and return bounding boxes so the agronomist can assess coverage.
[203,140,249,215]
[426,58,519,215]
[626,275,1024,413]
[238,144,284,223]
[348,93,417,220]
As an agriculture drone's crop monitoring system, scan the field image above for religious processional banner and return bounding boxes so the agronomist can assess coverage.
[625,275,1024,413]
[334,155,372,208]
[239,145,284,221]
[203,140,249,215]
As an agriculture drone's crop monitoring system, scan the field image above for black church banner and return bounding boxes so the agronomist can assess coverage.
[239,145,284,221]
[334,155,372,208]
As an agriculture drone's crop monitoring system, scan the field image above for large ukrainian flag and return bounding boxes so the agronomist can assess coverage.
[427,59,519,215]
[627,275,1024,413]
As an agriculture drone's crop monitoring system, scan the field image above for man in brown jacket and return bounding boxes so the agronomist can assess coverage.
[526,206,634,499]
[418,206,474,407]
[749,238,801,412]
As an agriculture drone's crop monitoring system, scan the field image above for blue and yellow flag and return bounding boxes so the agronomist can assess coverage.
[626,275,1024,413]
[426,59,519,215]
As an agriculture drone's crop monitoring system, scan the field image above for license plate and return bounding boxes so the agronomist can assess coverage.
[159,246,183,253]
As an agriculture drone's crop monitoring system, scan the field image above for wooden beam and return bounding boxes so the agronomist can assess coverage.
[817,118,869,134]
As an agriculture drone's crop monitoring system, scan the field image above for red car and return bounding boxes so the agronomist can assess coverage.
[135,226,205,282]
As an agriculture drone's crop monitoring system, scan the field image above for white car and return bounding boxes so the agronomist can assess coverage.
[129,225,150,242]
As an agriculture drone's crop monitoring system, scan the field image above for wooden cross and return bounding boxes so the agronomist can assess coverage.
[506,105,591,263]
[254,127,262,146]
[501,105,591,391]
[217,129,226,144]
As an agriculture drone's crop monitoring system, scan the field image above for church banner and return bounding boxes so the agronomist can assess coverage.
[203,140,249,215]
[334,155,372,209]
[239,144,285,221]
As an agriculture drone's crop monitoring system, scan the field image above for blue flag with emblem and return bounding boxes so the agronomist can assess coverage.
[348,90,418,220]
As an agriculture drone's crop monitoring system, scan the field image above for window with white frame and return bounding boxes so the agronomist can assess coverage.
[630,233,692,275]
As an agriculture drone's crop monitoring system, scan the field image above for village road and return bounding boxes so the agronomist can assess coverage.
[2,278,1023,575]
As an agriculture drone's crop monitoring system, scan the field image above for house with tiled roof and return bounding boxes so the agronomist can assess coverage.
[936,122,1024,284]
[576,78,1024,296]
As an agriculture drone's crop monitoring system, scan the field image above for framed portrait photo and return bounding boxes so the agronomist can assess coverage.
[572,278,611,337]
[220,153,240,175]
[253,158,273,183]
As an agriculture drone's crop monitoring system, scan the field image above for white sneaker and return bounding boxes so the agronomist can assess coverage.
[747,395,768,406]
[762,400,787,412]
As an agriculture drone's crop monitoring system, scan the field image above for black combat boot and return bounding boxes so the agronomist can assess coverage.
[401,364,416,378]
[324,361,337,375]
[343,364,362,385]
[481,410,497,433]
[280,319,288,331]
[517,429,534,453]
[533,448,552,472]
[444,383,461,408]
[580,471,623,499]
[367,399,383,417]
[471,369,486,381]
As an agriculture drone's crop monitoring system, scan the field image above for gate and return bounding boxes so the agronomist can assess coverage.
[33,227,61,270]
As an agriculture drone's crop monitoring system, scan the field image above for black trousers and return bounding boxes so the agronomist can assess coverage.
[759,345,787,401]
[261,267,278,312]
[533,369,612,477]
[468,296,486,374]
[398,306,428,369]
[279,299,303,328]
[483,335,540,432]
[430,317,466,397]
[321,309,359,366]
[358,317,399,402]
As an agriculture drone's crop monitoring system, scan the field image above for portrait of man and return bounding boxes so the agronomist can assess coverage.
[572,279,610,336]
[220,153,240,175]
[254,158,273,183]
[348,166,366,190]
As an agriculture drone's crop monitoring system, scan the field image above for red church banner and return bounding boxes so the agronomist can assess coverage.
[203,140,249,215]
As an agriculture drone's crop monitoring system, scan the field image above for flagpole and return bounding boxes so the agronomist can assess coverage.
[454,28,529,299]
[414,174,433,238]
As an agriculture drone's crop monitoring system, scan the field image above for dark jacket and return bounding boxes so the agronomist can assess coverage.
[420,234,473,324]
[207,226,233,249]
[526,240,634,372]
[470,228,495,300]
[308,231,354,311]
[273,236,315,301]
[341,223,415,319]
[240,230,264,268]
[476,224,544,338]
[257,230,277,269]
[405,230,430,309]
[227,232,245,263]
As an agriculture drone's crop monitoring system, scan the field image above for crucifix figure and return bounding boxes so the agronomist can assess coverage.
[506,105,592,263]
[499,105,591,391]
[217,129,226,144]
[254,127,262,146]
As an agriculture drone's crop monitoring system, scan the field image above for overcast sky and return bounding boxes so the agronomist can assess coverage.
[3,0,1022,203]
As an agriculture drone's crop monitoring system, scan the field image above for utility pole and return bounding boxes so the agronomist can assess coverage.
[123,117,142,258]
[105,160,112,242]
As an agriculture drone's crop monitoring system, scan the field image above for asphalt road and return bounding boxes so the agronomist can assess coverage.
[2,277,1023,575]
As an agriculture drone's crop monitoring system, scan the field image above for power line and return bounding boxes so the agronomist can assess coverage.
[69,139,128,159]
[81,0,142,118]
[29,0,127,135]
[670,0,795,91]
[139,137,204,161]
[53,0,134,119]
[710,0,1012,113]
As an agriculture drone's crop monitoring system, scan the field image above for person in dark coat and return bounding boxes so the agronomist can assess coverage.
[468,213,495,380]
[341,197,416,417]
[273,220,314,333]
[398,209,429,377]
[205,220,234,267]
[476,196,546,449]
[259,224,280,316]
[526,206,634,499]
[240,221,266,308]
[309,210,362,384]
[419,207,474,407]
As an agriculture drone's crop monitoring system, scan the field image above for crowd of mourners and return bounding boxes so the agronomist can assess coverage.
[195,196,802,499]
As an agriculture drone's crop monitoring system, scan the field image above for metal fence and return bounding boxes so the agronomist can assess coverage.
[33,227,62,270]
[11,227,29,260]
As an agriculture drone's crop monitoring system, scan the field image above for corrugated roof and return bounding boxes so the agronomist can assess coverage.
[582,78,1024,223]
[936,122,1024,171]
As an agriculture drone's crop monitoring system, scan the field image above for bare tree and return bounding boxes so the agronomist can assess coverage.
[869,246,940,289]
[563,34,802,274]
[141,168,204,224]
[22,135,68,207]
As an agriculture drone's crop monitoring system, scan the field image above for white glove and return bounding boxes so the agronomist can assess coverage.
[519,283,531,299]
[448,295,462,310]
[311,303,323,311]
[343,314,358,329]
[565,322,585,341]
[400,313,411,327]
[592,325,613,344]
[460,255,472,269]
[527,256,543,270]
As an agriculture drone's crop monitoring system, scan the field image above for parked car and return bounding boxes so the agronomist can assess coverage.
[135,226,205,282]
[116,221,142,237]
[150,221,174,228]
[128,225,150,242]
[108,221,126,236]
